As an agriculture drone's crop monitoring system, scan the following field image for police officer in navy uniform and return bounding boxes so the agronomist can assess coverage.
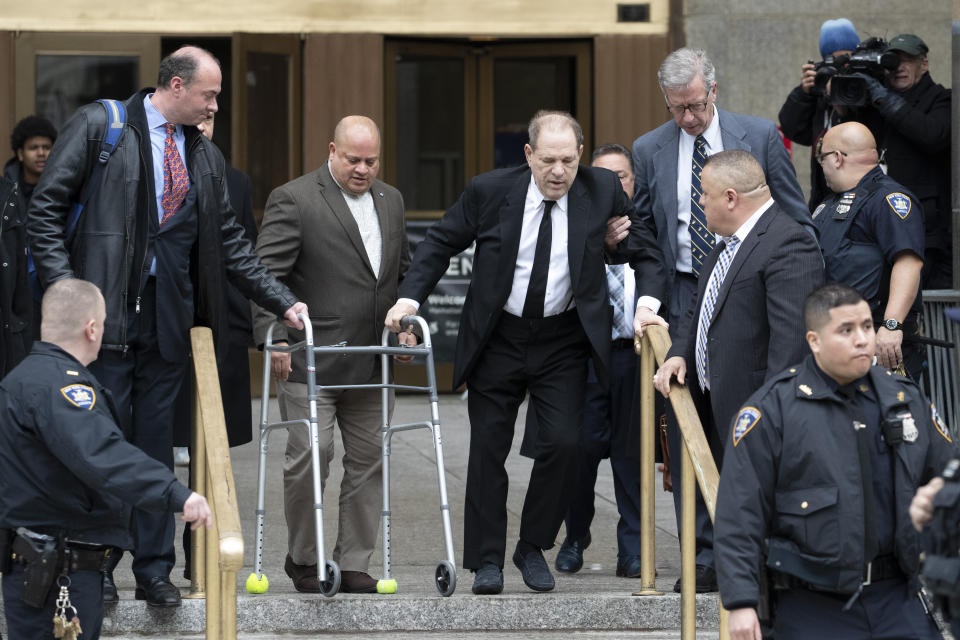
[0,279,212,640]
[715,284,954,640]
[813,121,925,381]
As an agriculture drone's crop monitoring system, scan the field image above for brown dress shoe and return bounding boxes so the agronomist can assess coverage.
[341,570,378,594]
[284,554,321,593]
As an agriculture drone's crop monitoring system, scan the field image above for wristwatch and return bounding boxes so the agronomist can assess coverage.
[883,318,904,331]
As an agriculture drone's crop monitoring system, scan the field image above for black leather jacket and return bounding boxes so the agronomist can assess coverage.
[27,89,295,356]
[0,172,31,375]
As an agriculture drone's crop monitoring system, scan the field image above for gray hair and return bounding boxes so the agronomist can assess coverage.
[528,110,584,149]
[657,48,716,93]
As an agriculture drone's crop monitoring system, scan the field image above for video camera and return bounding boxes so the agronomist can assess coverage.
[921,458,960,627]
[811,37,899,107]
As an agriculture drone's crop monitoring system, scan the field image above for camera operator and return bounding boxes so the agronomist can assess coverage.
[779,18,862,212]
[859,34,952,289]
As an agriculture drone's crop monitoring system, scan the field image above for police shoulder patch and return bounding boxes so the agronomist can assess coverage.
[733,406,762,447]
[61,384,96,410]
[885,192,912,220]
[931,403,952,442]
[812,203,826,220]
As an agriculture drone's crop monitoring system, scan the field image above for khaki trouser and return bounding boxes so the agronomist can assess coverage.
[277,377,391,572]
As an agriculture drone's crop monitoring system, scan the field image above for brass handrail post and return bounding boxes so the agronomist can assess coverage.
[205,480,221,640]
[680,440,696,639]
[187,378,207,599]
[642,326,731,639]
[633,334,662,596]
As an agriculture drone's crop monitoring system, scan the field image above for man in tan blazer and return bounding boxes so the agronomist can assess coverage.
[254,116,411,593]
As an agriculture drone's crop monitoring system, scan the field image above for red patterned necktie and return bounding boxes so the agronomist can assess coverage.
[160,122,189,225]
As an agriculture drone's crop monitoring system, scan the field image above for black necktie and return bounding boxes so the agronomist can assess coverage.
[838,384,879,566]
[522,200,555,319]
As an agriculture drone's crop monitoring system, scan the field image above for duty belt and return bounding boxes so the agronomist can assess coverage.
[772,554,903,594]
[11,532,115,573]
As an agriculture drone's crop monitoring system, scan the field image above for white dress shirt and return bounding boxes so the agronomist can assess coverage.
[328,166,382,277]
[502,178,572,317]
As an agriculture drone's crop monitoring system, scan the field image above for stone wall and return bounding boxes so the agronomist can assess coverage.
[683,2,953,202]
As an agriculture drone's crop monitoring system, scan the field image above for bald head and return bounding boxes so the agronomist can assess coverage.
[703,150,767,198]
[151,45,221,126]
[157,46,220,91]
[699,150,771,236]
[41,279,106,364]
[328,115,381,196]
[823,122,877,156]
[333,116,380,147]
[819,122,879,192]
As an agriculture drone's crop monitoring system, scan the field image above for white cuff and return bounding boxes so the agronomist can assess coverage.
[398,297,421,312]
[636,296,661,315]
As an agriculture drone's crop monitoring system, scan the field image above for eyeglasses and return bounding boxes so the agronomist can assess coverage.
[665,97,710,117]
[815,149,848,164]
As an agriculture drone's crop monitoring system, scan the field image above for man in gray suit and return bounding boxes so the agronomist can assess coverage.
[631,48,813,592]
[254,116,412,594]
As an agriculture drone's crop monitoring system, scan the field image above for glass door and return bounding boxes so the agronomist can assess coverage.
[384,38,591,218]
[16,33,161,127]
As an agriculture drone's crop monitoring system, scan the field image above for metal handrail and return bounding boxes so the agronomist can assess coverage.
[635,325,729,640]
[187,326,243,640]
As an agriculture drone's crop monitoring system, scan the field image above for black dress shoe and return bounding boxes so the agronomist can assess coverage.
[134,576,182,607]
[471,563,504,595]
[284,554,321,593]
[616,555,643,578]
[672,564,718,593]
[102,571,118,603]
[555,533,591,574]
[341,570,378,594]
[512,544,555,592]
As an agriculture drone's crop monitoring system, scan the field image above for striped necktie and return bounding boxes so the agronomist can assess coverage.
[607,264,629,339]
[689,135,715,275]
[695,236,740,390]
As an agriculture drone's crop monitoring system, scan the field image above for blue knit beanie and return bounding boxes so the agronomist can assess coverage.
[819,18,859,58]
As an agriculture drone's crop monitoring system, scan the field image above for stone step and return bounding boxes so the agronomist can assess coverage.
[95,591,719,637]
[106,632,718,640]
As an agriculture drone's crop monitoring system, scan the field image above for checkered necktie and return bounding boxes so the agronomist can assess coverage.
[689,135,714,276]
[695,236,740,390]
[160,123,189,225]
[607,264,629,339]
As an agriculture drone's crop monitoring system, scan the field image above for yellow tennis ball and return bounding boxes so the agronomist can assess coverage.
[376,579,398,594]
[246,572,269,594]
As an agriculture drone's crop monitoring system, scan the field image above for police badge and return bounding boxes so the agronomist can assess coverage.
[932,403,952,442]
[732,406,762,447]
[901,414,918,443]
[886,192,912,220]
[61,384,96,410]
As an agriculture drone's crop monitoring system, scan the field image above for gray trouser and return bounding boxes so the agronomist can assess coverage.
[277,377,391,572]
